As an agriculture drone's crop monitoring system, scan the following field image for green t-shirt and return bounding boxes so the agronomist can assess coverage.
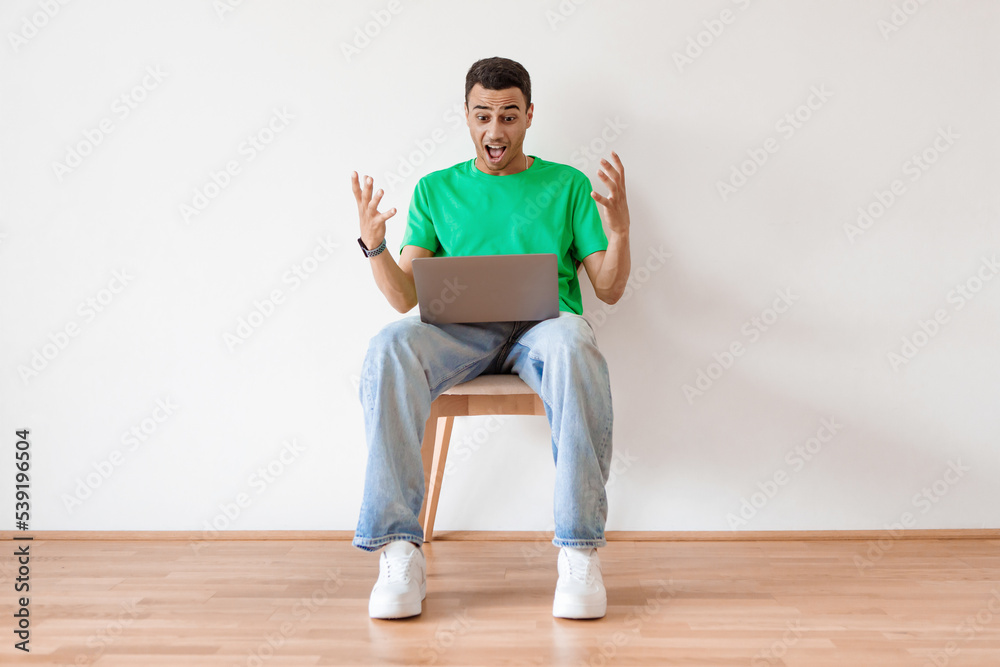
[399,156,609,315]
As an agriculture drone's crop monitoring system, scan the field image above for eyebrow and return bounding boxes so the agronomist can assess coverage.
[472,104,521,111]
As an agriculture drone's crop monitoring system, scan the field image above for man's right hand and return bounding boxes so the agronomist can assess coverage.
[351,171,397,249]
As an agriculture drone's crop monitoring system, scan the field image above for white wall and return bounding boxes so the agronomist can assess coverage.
[1,0,997,534]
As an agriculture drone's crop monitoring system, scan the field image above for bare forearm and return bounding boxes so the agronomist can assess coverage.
[368,251,417,313]
[352,171,414,310]
[594,231,631,304]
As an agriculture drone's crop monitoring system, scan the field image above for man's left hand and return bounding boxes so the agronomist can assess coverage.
[591,151,630,236]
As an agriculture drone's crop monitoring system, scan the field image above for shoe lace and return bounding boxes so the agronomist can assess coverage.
[384,551,414,584]
[565,550,593,584]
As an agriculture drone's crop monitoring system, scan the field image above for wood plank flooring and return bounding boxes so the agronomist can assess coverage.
[2,537,999,665]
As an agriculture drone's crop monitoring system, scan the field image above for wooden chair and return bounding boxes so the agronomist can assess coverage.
[418,374,545,541]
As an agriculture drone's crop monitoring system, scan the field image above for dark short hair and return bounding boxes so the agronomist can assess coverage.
[465,57,531,109]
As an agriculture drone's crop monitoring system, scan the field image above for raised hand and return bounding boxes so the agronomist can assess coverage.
[590,151,630,236]
[351,172,397,248]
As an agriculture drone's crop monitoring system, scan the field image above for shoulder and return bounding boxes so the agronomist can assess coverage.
[415,160,471,188]
[531,157,590,189]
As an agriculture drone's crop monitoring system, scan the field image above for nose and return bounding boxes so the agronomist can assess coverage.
[485,118,504,140]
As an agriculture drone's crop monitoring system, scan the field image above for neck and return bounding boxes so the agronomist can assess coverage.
[477,152,530,176]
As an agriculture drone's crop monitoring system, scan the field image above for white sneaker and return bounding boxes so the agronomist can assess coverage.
[368,540,426,619]
[552,546,607,619]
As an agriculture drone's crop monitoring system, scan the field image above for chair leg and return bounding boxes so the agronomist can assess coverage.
[422,415,455,543]
[417,407,439,539]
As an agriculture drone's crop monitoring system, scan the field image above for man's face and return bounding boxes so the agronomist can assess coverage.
[465,83,533,175]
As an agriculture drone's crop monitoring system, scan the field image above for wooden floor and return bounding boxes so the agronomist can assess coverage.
[3,537,1000,666]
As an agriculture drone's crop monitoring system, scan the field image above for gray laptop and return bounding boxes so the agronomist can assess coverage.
[411,253,559,324]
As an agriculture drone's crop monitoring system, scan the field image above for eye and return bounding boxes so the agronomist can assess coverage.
[505,116,516,122]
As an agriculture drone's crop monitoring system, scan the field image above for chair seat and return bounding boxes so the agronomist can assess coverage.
[441,374,536,396]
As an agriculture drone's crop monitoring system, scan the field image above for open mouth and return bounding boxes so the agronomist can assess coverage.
[486,144,507,163]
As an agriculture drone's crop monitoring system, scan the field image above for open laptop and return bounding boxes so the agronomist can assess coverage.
[411,253,559,324]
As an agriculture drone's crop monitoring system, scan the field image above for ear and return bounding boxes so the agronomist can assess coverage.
[525,102,533,129]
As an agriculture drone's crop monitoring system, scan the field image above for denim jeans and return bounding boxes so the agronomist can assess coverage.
[353,311,614,552]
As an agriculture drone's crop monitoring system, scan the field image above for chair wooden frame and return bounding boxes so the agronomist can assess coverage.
[417,374,546,542]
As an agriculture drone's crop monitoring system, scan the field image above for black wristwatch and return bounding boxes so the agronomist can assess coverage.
[358,236,387,258]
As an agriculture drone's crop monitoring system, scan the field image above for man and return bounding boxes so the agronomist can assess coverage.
[350,57,631,620]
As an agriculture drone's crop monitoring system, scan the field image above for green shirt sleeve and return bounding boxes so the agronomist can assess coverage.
[399,178,440,255]
[569,172,609,262]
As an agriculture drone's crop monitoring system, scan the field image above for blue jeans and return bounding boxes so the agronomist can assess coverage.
[353,311,614,552]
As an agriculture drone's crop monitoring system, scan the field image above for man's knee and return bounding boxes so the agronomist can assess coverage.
[360,318,427,403]
[367,317,426,357]
[527,314,604,367]
[550,314,599,353]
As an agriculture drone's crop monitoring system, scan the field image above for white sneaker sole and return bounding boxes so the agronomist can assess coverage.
[552,594,607,619]
[369,581,427,619]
